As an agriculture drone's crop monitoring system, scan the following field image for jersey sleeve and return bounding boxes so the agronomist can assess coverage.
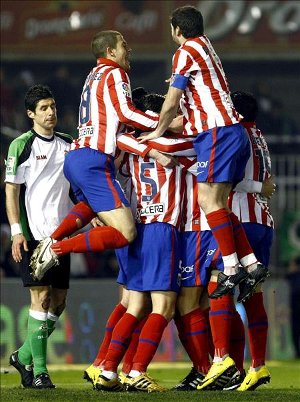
[234,178,263,193]
[117,133,152,157]
[107,69,159,130]
[148,136,195,156]
[5,135,32,184]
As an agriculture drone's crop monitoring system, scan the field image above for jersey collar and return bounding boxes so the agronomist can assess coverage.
[96,57,123,69]
[31,129,55,142]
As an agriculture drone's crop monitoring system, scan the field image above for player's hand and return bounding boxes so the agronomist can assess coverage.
[138,130,163,144]
[90,217,104,227]
[11,234,28,263]
[148,149,178,168]
[261,175,276,199]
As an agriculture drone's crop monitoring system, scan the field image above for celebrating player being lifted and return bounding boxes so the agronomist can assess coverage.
[29,30,180,280]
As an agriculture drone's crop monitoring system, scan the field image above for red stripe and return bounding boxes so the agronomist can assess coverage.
[104,156,122,209]
[195,231,201,286]
[133,156,142,209]
[197,38,232,126]
[207,127,217,182]
[247,193,256,222]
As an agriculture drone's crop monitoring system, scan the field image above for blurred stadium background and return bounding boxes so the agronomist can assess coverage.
[1,0,299,366]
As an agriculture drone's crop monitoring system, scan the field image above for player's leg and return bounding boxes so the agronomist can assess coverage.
[237,223,272,391]
[96,290,147,392]
[125,291,177,393]
[124,222,180,393]
[84,247,129,385]
[198,270,239,390]
[174,286,211,391]
[31,148,137,280]
[195,125,266,297]
[10,241,54,389]
[51,201,96,241]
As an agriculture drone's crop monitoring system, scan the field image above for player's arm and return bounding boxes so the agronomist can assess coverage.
[5,182,29,262]
[234,176,276,199]
[117,133,178,168]
[138,86,184,143]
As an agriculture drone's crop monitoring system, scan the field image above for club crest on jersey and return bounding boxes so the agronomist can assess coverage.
[122,82,131,98]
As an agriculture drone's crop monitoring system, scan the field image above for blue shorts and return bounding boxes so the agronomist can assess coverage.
[180,230,222,287]
[126,223,181,292]
[116,246,128,286]
[193,123,250,185]
[242,223,273,267]
[64,148,129,213]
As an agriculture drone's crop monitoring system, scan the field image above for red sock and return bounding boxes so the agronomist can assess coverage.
[208,282,234,358]
[121,317,147,374]
[103,313,139,372]
[206,209,238,266]
[229,212,257,264]
[174,315,194,364]
[52,202,95,240]
[93,303,127,366]
[243,292,268,368]
[203,307,214,357]
[51,226,129,256]
[229,310,245,373]
[131,313,168,372]
[179,308,211,374]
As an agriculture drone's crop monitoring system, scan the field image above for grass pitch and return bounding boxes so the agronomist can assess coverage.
[1,360,299,402]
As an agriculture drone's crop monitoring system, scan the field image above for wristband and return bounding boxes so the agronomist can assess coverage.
[11,223,22,237]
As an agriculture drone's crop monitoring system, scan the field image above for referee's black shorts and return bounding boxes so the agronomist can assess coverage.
[18,240,70,289]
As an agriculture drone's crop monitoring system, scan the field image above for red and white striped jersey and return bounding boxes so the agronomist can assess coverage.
[228,122,274,228]
[71,58,158,156]
[171,35,240,136]
[180,165,211,233]
[118,153,185,228]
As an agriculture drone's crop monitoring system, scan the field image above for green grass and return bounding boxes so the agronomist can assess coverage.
[1,361,300,402]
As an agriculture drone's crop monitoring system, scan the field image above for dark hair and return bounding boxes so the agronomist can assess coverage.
[171,5,204,38]
[132,87,148,110]
[91,30,121,59]
[24,84,54,112]
[132,87,165,113]
[231,91,258,122]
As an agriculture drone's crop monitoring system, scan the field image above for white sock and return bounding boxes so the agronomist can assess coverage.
[128,370,141,378]
[101,370,117,380]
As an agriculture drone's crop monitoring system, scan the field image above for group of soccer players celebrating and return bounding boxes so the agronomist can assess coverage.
[6,4,276,392]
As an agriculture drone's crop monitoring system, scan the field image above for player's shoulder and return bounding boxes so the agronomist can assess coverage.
[8,130,34,152]
[54,131,73,144]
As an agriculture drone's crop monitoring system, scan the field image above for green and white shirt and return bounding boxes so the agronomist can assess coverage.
[5,130,73,240]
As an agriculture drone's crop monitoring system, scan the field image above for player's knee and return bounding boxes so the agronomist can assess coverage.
[40,293,51,311]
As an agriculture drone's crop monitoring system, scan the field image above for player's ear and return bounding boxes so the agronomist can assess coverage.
[27,109,35,119]
[107,46,116,58]
[175,26,181,36]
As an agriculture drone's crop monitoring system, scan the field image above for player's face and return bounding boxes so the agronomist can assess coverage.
[114,35,131,71]
[28,98,57,135]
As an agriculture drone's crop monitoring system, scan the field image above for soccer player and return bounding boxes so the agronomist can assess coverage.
[5,85,73,388]
[139,6,269,377]
[90,92,185,393]
[29,31,179,280]
[230,91,274,391]
[198,91,275,391]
